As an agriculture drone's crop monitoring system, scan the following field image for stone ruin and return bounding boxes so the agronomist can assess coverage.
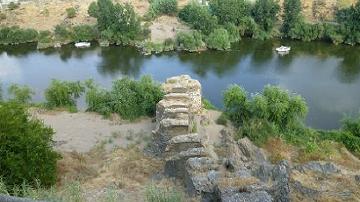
[153,75,291,201]
[152,75,360,202]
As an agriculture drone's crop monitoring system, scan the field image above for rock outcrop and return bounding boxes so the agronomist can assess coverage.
[153,75,360,202]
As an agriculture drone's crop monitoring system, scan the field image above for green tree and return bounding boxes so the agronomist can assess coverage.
[72,25,97,42]
[281,0,302,36]
[88,2,99,18]
[92,0,141,41]
[206,28,231,50]
[176,31,205,52]
[0,102,59,187]
[45,80,85,109]
[149,0,178,16]
[336,1,360,45]
[252,0,280,32]
[209,0,250,25]
[178,2,218,34]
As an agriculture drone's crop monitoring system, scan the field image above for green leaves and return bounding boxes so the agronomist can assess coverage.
[176,31,205,52]
[209,0,251,25]
[85,76,164,120]
[44,80,85,109]
[149,0,178,17]
[206,28,231,50]
[8,84,34,104]
[0,102,59,188]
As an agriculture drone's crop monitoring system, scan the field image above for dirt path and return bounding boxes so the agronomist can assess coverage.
[34,110,155,153]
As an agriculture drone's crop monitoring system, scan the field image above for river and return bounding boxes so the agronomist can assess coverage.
[1,39,360,129]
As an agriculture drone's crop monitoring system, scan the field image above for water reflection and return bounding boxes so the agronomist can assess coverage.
[0,39,360,129]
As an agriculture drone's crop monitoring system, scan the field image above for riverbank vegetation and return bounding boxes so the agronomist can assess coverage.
[222,84,360,160]
[1,0,360,53]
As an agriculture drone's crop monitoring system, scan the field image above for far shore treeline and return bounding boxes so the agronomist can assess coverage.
[0,0,360,54]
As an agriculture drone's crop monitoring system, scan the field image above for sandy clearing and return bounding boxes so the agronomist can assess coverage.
[149,15,190,42]
[33,110,155,153]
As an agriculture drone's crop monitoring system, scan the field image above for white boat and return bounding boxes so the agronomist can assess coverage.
[75,42,91,48]
[276,46,291,52]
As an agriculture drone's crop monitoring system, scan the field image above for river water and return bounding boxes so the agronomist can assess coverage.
[1,39,360,129]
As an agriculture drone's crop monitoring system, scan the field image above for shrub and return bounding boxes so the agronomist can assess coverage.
[8,2,20,10]
[288,22,324,42]
[149,0,178,17]
[178,2,218,34]
[44,80,85,109]
[86,76,164,120]
[54,24,71,41]
[209,0,250,25]
[252,0,280,32]
[206,28,231,50]
[223,85,308,129]
[0,102,59,188]
[0,26,38,45]
[342,115,360,137]
[336,1,360,45]
[72,25,97,42]
[145,184,183,202]
[8,84,34,104]
[66,7,77,18]
[38,30,53,43]
[176,31,205,52]
[224,23,240,43]
[88,2,99,18]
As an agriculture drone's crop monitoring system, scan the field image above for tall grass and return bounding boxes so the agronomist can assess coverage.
[145,184,183,202]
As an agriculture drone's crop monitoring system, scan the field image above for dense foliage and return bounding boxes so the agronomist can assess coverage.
[176,31,205,52]
[281,0,302,37]
[0,26,38,45]
[44,80,85,109]
[8,84,34,104]
[178,2,218,34]
[209,0,250,25]
[0,102,59,188]
[252,0,280,32]
[206,28,231,50]
[86,76,164,120]
[149,0,178,17]
[89,0,141,43]
[72,25,98,42]
[335,1,360,45]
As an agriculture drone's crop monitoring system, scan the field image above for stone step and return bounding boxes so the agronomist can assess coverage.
[165,133,204,153]
[160,118,189,128]
[186,157,219,173]
[164,93,190,101]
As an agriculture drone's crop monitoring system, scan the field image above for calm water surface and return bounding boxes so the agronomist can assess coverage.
[1,39,360,129]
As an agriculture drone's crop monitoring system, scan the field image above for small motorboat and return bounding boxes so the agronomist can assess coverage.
[276,46,291,53]
[75,42,91,48]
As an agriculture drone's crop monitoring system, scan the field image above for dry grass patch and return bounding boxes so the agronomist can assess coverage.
[263,137,297,163]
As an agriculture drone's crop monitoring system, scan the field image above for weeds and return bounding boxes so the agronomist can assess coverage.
[145,184,183,202]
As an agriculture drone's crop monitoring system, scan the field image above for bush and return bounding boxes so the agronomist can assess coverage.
[223,85,308,129]
[206,28,231,50]
[224,23,240,43]
[149,0,178,17]
[44,80,85,109]
[86,76,164,120]
[8,84,34,104]
[178,2,218,34]
[38,30,53,43]
[66,7,77,18]
[72,25,97,42]
[88,2,99,18]
[0,102,59,188]
[54,24,72,41]
[288,22,324,42]
[342,115,360,137]
[0,26,38,45]
[336,1,360,45]
[209,0,250,25]
[176,31,205,52]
